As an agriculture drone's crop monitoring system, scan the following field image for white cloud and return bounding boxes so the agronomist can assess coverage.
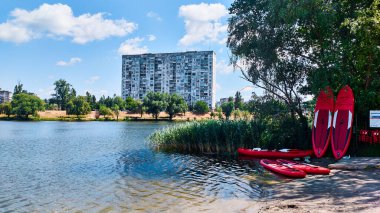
[178,3,228,46]
[0,3,137,44]
[85,76,100,84]
[216,60,234,75]
[146,11,162,21]
[147,34,156,41]
[56,57,82,66]
[118,37,149,55]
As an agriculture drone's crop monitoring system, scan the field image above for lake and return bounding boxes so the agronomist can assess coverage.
[0,121,269,212]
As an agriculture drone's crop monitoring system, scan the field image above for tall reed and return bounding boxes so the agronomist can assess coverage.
[149,119,310,155]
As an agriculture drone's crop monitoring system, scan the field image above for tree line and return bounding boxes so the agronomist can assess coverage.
[0,79,253,121]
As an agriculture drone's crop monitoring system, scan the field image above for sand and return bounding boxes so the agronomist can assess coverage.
[177,167,380,212]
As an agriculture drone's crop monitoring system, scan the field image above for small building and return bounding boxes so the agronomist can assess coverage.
[0,89,12,104]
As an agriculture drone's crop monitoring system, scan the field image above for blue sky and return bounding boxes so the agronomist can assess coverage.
[0,0,255,101]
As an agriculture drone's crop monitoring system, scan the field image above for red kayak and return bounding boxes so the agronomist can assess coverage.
[238,148,313,159]
[277,159,330,175]
[260,159,306,178]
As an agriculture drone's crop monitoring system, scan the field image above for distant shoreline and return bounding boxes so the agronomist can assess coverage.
[0,110,213,122]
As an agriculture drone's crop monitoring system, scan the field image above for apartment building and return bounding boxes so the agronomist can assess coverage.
[121,51,216,108]
[0,89,12,103]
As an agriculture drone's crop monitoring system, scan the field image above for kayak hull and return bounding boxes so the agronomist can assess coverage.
[312,86,334,158]
[260,159,306,178]
[238,148,313,159]
[332,85,354,160]
[277,159,330,175]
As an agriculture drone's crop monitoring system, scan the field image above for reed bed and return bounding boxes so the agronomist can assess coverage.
[149,119,310,155]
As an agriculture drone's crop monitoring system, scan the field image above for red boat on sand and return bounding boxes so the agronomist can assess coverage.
[260,159,306,178]
[277,159,330,175]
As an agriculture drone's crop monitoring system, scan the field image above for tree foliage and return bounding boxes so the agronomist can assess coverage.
[221,101,234,120]
[112,105,120,121]
[66,96,91,119]
[52,79,76,110]
[85,91,97,110]
[143,92,168,120]
[125,96,141,113]
[13,82,29,95]
[11,93,45,119]
[234,91,243,109]
[228,0,380,128]
[99,105,113,118]
[0,102,12,117]
[166,93,188,120]
[193,101,210,115]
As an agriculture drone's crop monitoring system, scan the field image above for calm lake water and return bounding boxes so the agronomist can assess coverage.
[0,121,269,212]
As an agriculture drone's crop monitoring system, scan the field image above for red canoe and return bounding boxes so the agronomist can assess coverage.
[237,148,313,159]
[312,86,334,158]
[277,159,330,175]
[332,85,354,160]
[260,159,306,178]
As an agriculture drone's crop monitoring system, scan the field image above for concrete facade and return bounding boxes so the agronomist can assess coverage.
[0,89,12,103]
[121,51,216,108]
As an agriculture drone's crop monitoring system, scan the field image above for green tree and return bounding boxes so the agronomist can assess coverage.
[112,105,120,121]
[228,0,380,129]
[227,0,312,124]
[143,92,168,120]
[113,96,126,110]
[166,94,188,121]
[0,102,12,118]
[52,79,76,110]
[11,93,45,119]
[221,101,234,120]
[85,91,97,110]
[193,101,210,115]
[125,96,141,113]
[99,105,113,118]
[234,91,243,109]
[13,82,29,95]
[66,96,91,119]
[136,100,145,117]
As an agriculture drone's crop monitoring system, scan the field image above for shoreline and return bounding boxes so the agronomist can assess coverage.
[179,168,380,213]
[0,110,213,122]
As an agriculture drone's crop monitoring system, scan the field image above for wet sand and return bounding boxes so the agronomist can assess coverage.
[178,167,380,213]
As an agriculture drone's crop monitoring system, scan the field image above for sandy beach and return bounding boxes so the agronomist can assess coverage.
[179,164,380,212]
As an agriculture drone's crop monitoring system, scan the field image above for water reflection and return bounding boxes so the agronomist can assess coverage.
[0,121,274,212]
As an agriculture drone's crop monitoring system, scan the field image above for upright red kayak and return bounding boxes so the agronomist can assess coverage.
[332,85,354,160]
[260,159,306,178]
[277,159,330,175]
[238,148,313,159]
[312,87,334,158]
